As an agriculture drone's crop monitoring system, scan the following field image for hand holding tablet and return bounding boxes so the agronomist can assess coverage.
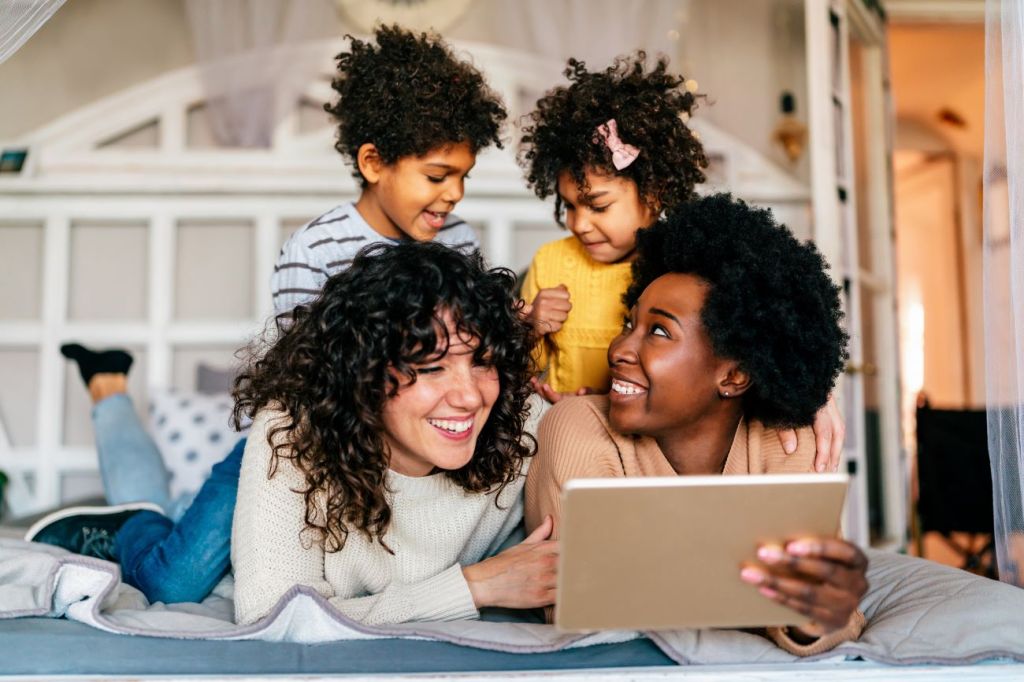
[741,534,868,638]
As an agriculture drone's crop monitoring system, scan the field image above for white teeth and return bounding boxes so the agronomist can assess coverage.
[611,379,645,395]
[428,418,472,433]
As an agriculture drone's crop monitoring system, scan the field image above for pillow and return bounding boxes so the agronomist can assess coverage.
[149,388,250,502]
[649,549,1024,665]
[833,549,1024,663]
[196,363,237,396]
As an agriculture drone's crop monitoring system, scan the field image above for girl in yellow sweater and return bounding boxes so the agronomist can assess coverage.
[519,52,706,397]
[519,53,845,471]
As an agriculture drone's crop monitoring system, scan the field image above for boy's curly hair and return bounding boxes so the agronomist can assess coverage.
[625,194,849,428]
[326,24,507,185]
[233,242,535,552]
[520,52,708,224]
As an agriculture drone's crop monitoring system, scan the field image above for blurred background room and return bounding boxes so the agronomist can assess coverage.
[1,0,1019,582]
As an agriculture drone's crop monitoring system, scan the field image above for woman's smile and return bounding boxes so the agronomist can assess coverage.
[609,376,646,397]
[426,416,475,440]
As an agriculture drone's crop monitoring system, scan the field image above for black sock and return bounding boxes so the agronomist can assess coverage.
[60,343,134,387]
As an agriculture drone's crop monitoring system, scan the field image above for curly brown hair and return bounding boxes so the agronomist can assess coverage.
[326,24,507,186]
[519,52,708,224]
[233,242,535,552]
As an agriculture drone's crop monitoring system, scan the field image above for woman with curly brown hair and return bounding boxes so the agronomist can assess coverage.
[519,52,844,472]
[232,241,556,626]
[29,24,512,608]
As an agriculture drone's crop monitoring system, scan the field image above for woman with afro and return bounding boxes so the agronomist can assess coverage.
[519,52,844,471]
[526,194,866,655]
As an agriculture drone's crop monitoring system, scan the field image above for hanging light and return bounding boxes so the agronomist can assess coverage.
[772,91,807,163]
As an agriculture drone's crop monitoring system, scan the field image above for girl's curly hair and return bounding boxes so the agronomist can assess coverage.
[233,242,535,552]
[625,194,849,428]
[326,24,507,185]
[519,52,708,224]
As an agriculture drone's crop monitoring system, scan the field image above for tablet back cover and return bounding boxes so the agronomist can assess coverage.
[555,474,848,631]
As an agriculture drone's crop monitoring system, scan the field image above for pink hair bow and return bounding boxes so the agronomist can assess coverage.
[595,118,640,170]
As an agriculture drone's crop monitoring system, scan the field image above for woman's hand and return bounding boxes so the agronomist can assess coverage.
[530,377,594,405]
[463,515,559,609]
[740,537,868,638]
[525,285,572,336]
[777,395,845,472]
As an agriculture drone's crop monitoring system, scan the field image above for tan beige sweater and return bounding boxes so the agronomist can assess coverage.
[525,394,865,656]
[232,409,527,626]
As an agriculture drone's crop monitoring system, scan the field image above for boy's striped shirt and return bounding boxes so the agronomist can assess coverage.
[272,203,479,314]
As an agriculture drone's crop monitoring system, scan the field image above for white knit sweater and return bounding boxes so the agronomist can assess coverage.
[232,409,528,626]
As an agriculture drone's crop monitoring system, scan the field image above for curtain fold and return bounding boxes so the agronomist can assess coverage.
[184,0,338,148]
[983,0,1024,586]
[0,0,66,65]
[478,0,682,68]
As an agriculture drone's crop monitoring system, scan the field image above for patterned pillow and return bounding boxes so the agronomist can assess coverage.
[148,388,250,501]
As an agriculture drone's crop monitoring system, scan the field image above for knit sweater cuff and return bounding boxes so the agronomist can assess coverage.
[766,610,866,656]
[406,564,480,622]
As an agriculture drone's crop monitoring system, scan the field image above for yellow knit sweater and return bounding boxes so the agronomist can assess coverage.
[520,237,633,394]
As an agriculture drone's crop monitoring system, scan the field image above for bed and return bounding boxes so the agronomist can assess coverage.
[3,537,1024,681]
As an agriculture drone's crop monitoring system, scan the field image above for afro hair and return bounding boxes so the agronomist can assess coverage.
[519,52,707,224]
[625,194,849,428]
[326,24,507,185]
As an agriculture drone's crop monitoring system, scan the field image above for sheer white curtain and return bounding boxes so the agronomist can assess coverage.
[0,0,65,64]
[182,0,684,148]
[477,0,682,67]
[984,0,1024,586]
[184,0,339,148]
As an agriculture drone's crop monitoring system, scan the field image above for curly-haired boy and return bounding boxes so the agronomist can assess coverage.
[273,23,507,313]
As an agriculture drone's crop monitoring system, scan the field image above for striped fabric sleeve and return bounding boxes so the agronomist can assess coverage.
[439,222,480,255]
[271,240,329,315]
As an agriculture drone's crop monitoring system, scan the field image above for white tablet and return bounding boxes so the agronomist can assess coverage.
[555,473,849,632]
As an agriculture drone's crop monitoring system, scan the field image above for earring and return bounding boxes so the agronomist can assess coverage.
[723,391,730,397]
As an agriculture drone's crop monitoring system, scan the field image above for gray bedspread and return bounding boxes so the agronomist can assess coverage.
[2,538,1024,667]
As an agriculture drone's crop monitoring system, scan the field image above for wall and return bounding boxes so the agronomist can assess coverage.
[889,23,985,411]
[679,0,810,184]
[894,150,967,407]
[0,0,194,141]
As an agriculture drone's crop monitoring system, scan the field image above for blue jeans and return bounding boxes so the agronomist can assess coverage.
[93,394,174,512]
[91,394,244,603]
[116,437,245,604]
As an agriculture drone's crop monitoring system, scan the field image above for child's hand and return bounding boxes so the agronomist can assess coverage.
[531,377,594,404]
[528,285,572,335]
[777,395,845,472]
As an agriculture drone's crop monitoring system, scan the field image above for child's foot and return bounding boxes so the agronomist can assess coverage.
[61,343,134,390]
[24,502,164,561]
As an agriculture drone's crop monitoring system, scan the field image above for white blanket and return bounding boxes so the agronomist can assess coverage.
[3,538,1024,666]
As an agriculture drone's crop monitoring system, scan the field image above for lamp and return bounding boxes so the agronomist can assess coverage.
[773,92,806,163]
